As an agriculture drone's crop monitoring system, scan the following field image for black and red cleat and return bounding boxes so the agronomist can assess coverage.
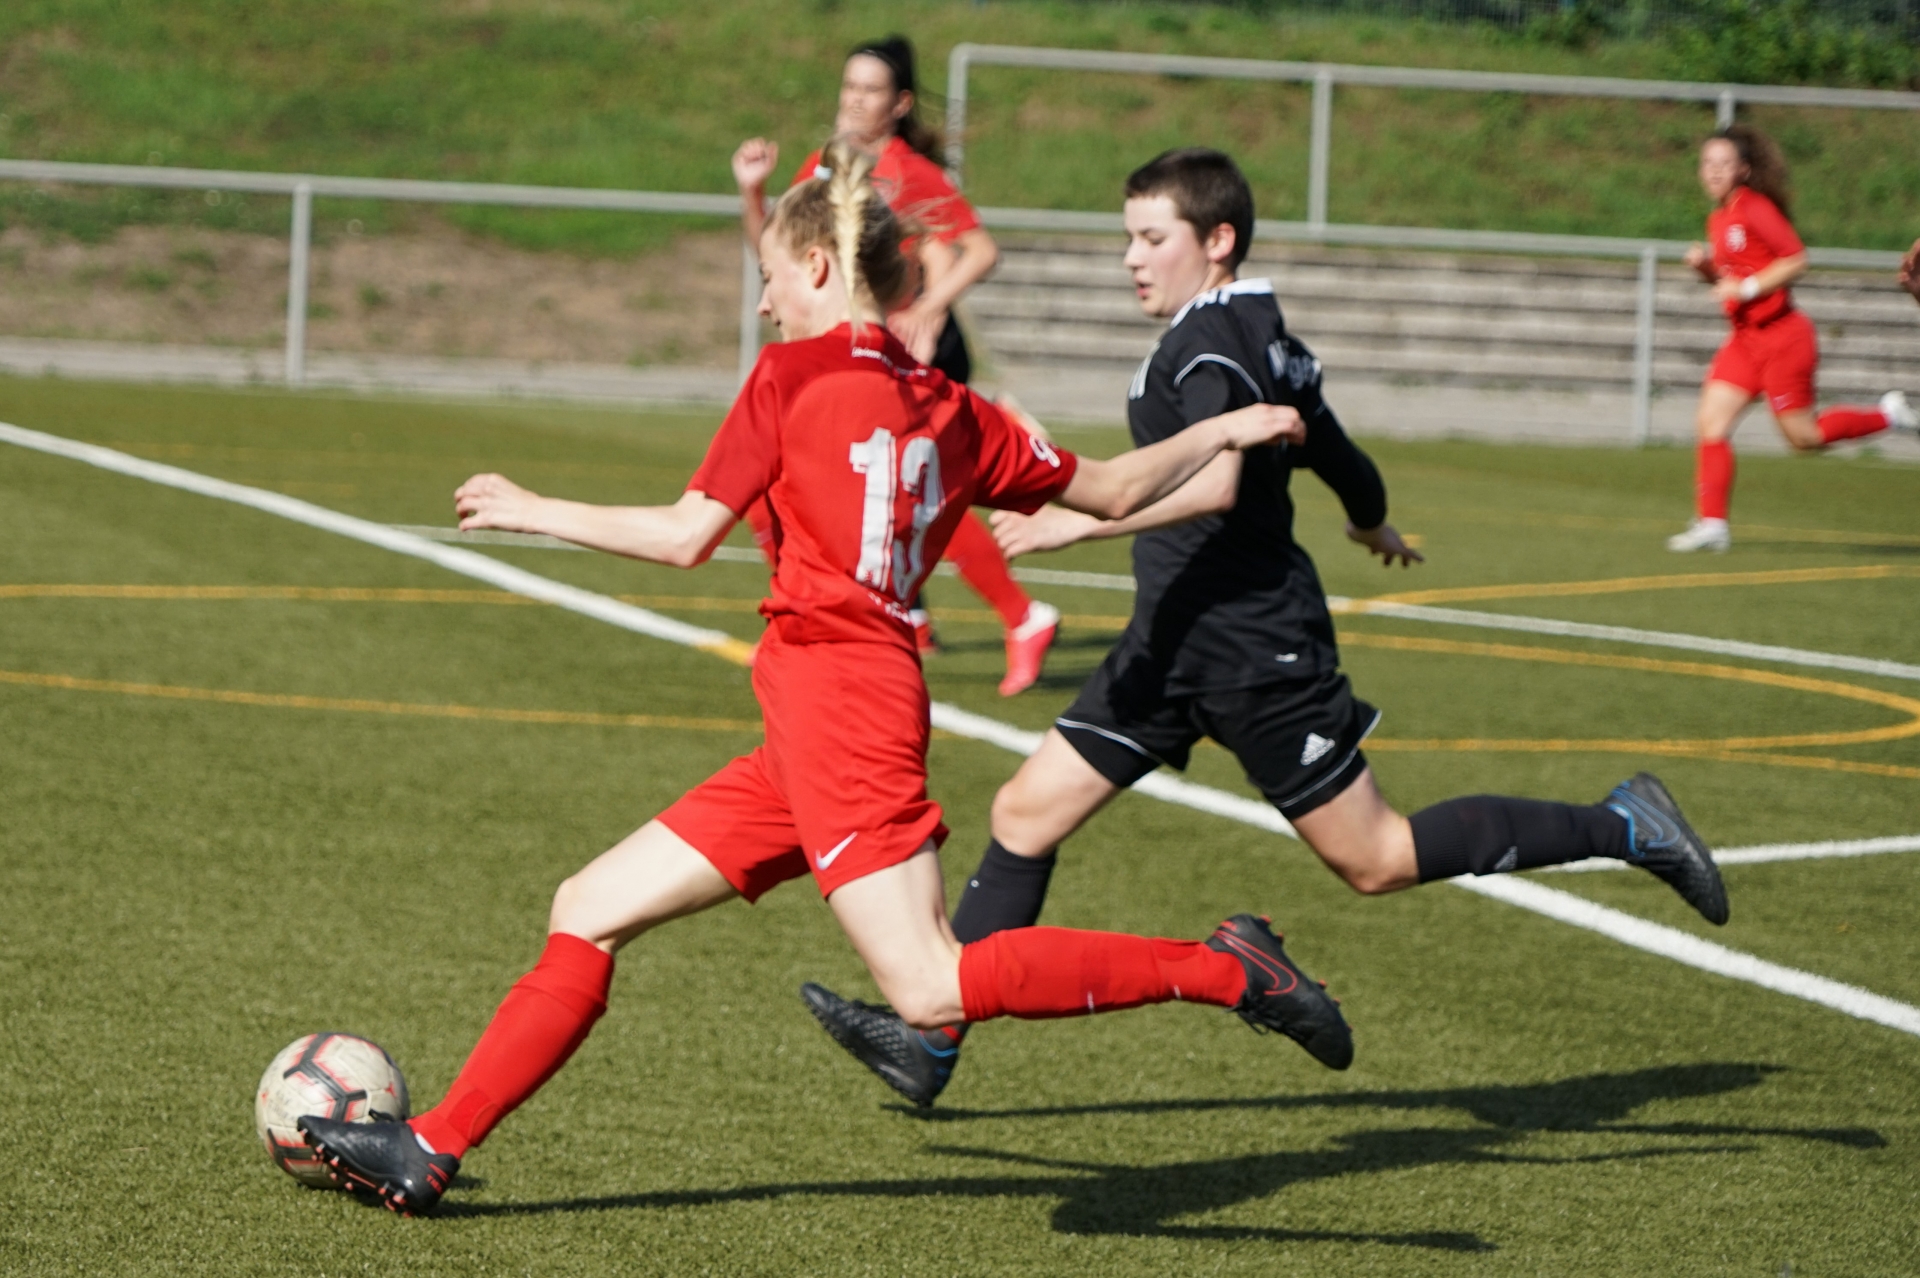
[1205,914,1353,1070]
[800,982,958,1108]
[298,1116,459,1216]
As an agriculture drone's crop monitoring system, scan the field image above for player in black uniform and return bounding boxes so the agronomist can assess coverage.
[800,148,1729,1107]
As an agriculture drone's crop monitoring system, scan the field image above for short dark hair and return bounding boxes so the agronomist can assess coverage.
[1124,148,1254,268]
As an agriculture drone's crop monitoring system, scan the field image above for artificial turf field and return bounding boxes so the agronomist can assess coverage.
[1,375,1916,1276]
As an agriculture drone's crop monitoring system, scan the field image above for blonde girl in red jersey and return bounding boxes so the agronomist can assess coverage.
[734,35,1063,694]
[294,143,1348,1216]
[1669,124,1915,553]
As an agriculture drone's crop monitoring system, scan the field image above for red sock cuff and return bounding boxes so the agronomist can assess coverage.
[958,935,1006,1023]
[524,931,615,1017]
[1696,440,1734,521]
[1816,406,1889,444]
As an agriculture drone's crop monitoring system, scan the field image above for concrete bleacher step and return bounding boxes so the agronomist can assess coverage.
[968,236,1920,399]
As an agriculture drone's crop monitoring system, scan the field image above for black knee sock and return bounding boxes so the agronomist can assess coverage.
[1411,795,1630,883]
[951,839,1057,944]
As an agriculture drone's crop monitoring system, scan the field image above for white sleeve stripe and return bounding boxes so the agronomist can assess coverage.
[1172,353,1263,398]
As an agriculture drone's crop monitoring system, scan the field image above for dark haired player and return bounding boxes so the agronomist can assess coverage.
[802,147,1729,1108]
[734,35,1062,693]
[1669,124,1914,554]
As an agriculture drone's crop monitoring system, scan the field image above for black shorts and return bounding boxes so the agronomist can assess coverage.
[1056,656,1379,821]
[931,313,971,385]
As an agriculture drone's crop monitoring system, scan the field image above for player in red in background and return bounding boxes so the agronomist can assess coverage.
[1669,124,1916,554]
[295,142,1347,1217]
[733,35,1060,694]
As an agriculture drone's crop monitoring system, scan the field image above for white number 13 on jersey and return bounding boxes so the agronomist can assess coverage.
[849,428,945,603]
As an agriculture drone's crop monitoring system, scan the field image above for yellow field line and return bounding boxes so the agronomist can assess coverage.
[1344,632,1920,750]
[1352,563,1913,608]
[1389,504,1920,548]
[0,668,761,732]
[7,583,1916,768]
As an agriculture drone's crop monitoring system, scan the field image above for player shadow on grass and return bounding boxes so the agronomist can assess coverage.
[437,1063,1878,1251]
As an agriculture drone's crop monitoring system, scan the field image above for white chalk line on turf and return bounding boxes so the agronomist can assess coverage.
[0,422,750,661]
[391,524,1920,683]
[6,420,1916,1041]
[1545,833,1920,873]
[1453,874,1920,1037]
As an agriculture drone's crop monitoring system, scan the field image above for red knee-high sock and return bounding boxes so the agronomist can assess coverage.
[944,513,1032,629]
[957,927,1246,1022]
[1695,439,1735,521]
[408,933,613,1159]
[1816,405,1890,444]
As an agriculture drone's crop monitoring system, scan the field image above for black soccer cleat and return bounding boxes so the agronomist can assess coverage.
[800,982,959,1109]
[298,1116,459,1216]
[1205,915,1353,1070]
[1604,772,1729,925]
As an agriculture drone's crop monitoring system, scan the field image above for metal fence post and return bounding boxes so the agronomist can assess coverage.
[945,43,971,187]
[1631,243,1658,446]
[1308,66,1333,233]
[1716,89,1736,128]
[285,181,312,387]
[739,235,761,386]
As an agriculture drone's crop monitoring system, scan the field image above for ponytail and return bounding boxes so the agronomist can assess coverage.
[1713,123,1794,222]
[765,138,913,347]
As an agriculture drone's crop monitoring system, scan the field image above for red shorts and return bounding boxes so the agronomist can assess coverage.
[1706,309,1818,415]
[656,636,947,901]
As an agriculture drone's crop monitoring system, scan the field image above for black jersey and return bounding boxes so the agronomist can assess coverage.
[1119,278,1386,695]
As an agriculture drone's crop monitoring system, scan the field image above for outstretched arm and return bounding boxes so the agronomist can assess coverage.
[992,452,1241,557]
[1052,404,1303,521]
[455,474,737,568]
[1301,406,1423,568]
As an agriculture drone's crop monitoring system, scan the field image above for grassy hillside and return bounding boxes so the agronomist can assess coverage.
[0,1,1915,254]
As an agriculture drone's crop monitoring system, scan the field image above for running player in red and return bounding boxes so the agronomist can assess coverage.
[1669,124,1916,554]
[295,143,1347,1216]
[734,35,1059,693]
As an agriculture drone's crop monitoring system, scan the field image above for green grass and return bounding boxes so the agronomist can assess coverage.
[0,1,1916,254]
[1,375,1918,1275]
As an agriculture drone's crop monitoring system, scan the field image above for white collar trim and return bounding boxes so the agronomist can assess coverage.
[1168,277,1272,330]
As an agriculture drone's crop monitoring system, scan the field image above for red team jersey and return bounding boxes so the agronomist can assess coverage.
[792,136,981,244]
[689,325,1074,648]
[1704,186,1818,412]
[663,327,1076,899]
[1708,187,1803,328]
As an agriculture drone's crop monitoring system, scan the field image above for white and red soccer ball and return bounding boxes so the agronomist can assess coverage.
[254,1032,409,1188]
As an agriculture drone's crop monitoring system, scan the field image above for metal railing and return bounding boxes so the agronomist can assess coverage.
[0,155,1906,443]
[944,43,1920,231]
[0,158,755,388]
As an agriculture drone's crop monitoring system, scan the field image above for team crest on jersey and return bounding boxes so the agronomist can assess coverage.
[1726,225,1747,251]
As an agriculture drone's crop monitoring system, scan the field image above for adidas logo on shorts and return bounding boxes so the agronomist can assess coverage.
[1300,733,1336,766]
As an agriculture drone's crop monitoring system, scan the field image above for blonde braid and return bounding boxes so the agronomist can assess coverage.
[823,139,876,346]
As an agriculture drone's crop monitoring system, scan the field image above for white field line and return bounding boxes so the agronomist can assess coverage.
[0,423,742,657]
[1545,833,1920,873]
[391,524,1919,683]
[1454,874,1920,1037]
[1348,599,1920,684]
[5,421,1916,1040]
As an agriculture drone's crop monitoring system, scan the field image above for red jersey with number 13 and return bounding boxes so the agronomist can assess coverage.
[1709,186,1803,329]
[688,326,1076,649]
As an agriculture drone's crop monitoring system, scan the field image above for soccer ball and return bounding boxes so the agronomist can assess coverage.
[254,1032,410,1188]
